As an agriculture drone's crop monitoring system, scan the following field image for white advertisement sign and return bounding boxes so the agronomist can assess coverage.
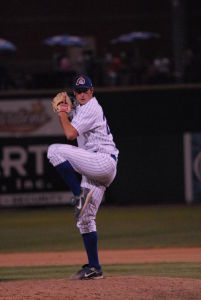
[0,99,63,137]
[0,98,72,207]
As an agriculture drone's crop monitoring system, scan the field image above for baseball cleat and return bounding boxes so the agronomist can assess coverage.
[70,264,103,280]
[73,188,94,220]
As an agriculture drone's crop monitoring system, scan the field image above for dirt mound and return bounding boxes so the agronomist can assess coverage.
[0,248,201,299]
[1,276,201,300]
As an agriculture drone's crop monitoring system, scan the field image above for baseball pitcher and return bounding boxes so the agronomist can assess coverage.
[47,74,119,280]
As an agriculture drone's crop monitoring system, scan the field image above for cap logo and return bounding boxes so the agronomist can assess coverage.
[76,76,85,86]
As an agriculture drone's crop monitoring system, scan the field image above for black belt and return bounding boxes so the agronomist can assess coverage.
[111,154,117,161]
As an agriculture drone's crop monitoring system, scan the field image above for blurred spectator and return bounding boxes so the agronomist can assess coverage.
[102,51,112,85]
[82,49,95,81]
[131,58,145,85]
[52,52,62,71]
[59,54,71,72]
[76,51,86,74]
[106,54,122,86]
[153,56,171,83]
[118,51,130,85]
[143,55,171,84]
[142,59,157,84]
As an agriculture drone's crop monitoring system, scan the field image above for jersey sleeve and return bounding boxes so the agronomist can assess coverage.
[71,101,97,135]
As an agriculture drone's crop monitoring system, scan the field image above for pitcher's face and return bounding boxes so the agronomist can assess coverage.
[74,88,94,105]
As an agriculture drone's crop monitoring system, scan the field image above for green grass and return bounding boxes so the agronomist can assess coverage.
[1,263,201,282]
[0,205,201,252]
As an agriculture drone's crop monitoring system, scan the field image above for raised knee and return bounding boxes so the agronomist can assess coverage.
[47,144,62,166]
[47,144,57,160]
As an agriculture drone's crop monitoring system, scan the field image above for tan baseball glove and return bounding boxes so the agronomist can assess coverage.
[52,92,72,114]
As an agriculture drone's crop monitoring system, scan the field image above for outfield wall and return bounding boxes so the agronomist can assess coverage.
[0,84,201,206]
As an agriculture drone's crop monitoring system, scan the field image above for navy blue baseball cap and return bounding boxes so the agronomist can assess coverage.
[73,75,93,92]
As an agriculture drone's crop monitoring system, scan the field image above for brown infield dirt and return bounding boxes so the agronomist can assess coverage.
[0,247,201,300]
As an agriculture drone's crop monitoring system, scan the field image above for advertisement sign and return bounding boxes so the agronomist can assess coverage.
[0,98,72,207]
[184,132,201,203]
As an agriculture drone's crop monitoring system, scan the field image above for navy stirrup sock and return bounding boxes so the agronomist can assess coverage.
[82,231,101,270]
[55,160,82,196]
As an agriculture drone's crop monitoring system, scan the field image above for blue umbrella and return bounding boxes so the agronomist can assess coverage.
[0,38,16,51]
[44,34,87,47]
[111,31,160,44]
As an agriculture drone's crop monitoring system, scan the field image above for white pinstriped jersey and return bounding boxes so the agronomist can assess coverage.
[71,97,119,158]
[47,95,118,233]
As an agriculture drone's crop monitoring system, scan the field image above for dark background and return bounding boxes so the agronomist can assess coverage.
[97,86,201,204]
[0,1,200,66]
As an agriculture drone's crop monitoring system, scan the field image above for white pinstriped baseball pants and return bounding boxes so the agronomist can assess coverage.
[47,144,117,234]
